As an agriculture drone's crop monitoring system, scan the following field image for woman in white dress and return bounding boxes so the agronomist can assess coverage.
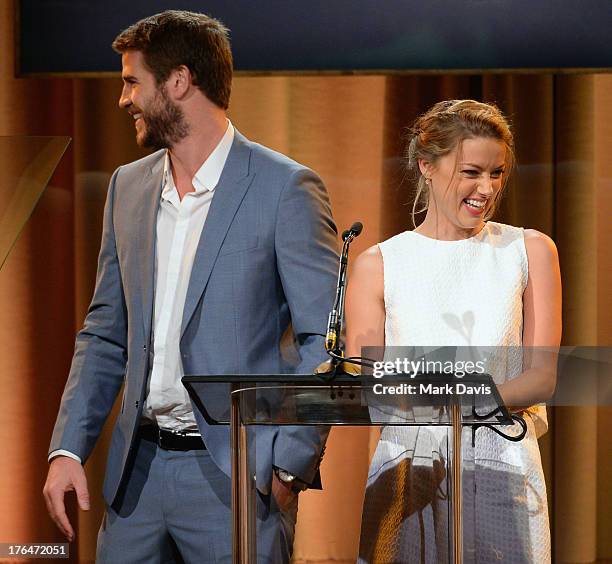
[346,100,562,563]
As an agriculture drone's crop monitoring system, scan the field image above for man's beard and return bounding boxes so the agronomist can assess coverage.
[137,87,189,150]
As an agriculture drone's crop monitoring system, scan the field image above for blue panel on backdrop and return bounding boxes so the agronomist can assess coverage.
[18,0,612,75]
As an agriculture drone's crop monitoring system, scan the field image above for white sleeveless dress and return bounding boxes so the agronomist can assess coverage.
[358,222,550,564]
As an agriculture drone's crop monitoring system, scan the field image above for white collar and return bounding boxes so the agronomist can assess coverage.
[161,120,235,201]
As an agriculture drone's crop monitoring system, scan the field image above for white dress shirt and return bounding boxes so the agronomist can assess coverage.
[143,122,234,431]
[51,121,234,461]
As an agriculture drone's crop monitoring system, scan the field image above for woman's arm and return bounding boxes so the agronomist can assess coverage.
[497,229,562,407]
[345,245,386,360]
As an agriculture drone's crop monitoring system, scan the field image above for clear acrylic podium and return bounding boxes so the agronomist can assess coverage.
[183,373,515,564]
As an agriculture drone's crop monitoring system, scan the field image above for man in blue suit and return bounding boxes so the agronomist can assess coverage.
[43,10,339,563]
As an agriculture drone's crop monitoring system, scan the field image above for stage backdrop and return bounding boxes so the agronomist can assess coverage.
[1,0,611,562]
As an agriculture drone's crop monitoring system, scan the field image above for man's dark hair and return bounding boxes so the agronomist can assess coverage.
[112,10,233,110]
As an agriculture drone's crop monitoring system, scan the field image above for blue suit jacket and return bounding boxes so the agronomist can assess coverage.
[49,131,339,505]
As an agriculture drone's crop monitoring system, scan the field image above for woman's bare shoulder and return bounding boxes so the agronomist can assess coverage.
[523,229,559,264]
[352,245,383,276]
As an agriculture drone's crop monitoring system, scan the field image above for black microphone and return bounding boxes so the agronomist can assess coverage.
[342,221,363,241]
[324,221,363,353]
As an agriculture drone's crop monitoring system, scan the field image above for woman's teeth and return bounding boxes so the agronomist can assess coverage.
[464,198,485,209]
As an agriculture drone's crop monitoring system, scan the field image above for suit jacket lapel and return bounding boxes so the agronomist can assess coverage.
[138,153,165,343]
[181,131,254,337]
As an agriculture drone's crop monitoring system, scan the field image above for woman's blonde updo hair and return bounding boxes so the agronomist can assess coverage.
[406,99,515,227]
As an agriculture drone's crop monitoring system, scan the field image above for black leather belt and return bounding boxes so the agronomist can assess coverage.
[139,425,206,451]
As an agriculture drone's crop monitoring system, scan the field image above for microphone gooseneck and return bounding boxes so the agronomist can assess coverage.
[317,220,363,377]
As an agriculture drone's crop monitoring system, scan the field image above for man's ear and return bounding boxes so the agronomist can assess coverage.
[167,65,191,99]
[418,159,434,179]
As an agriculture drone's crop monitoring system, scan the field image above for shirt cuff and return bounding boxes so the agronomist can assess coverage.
[48,450,82,464]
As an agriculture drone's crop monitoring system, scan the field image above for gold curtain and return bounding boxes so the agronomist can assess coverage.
[1,1,610,562]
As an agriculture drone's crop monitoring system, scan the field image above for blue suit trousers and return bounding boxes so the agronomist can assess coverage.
[96,437,297,563]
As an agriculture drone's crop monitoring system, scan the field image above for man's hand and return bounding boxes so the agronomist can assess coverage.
[43,456,90,541]
[271,472,297,512]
